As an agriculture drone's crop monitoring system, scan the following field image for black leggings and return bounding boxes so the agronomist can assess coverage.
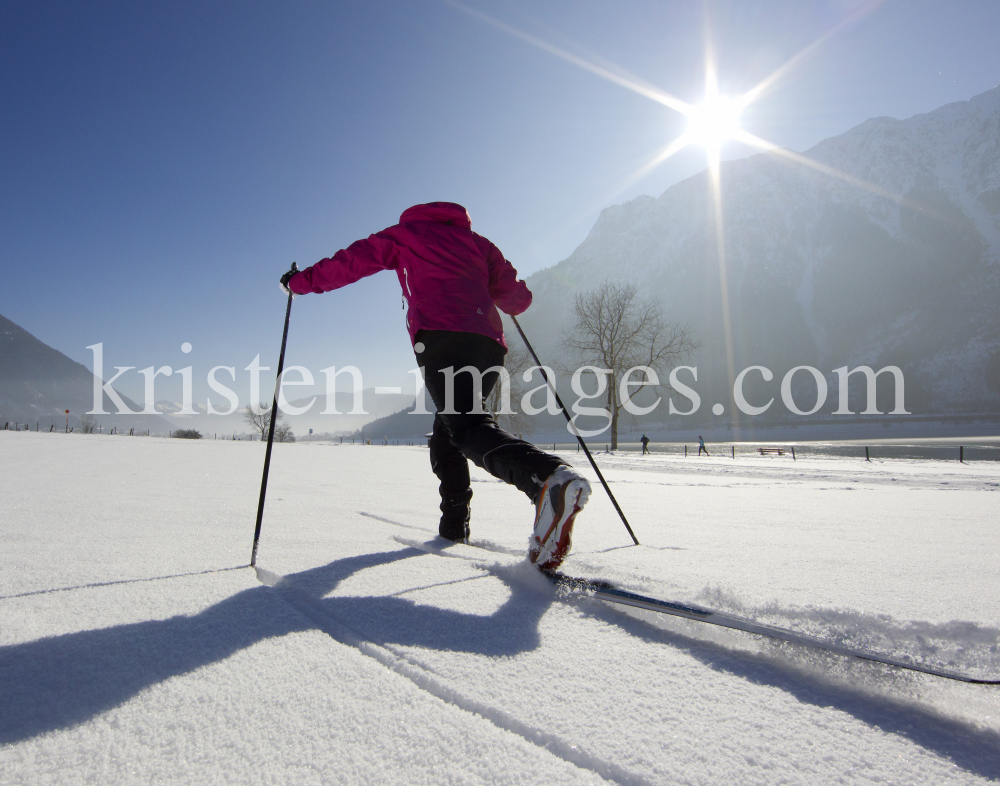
[415,330,564,502]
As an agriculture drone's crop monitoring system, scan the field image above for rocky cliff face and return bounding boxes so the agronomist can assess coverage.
[518,86,1000,422]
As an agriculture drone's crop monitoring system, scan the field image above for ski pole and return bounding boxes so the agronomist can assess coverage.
[510,315,639,546]
[250,263,297,567]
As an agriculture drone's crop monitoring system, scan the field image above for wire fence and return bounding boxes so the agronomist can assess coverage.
[1,422,259,439]
[5,421,999,462]
[539,441,1000,462]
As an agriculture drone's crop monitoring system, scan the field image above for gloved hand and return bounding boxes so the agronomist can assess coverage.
[279,263,299,296]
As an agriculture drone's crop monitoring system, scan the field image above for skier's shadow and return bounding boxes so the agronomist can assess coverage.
[281,546,550,656]
[0,546,551,746]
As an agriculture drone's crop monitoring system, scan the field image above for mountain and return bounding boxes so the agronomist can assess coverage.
[518,85,1000,426]
[347,404,434,441]
[0,313,172,432]
[279,389,418,435]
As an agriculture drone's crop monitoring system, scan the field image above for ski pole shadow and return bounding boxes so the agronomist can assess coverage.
[567,594,1000,780]
[0,565,248,600]
[0,546,553,746]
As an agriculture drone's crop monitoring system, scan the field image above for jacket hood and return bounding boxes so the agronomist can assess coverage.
[399,202,471,230]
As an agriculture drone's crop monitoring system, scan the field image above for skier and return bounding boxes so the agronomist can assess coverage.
[641,434,650,455]
[698,435,709,457]
[279,202,590,570]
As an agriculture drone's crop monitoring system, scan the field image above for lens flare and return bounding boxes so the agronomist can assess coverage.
[446,0,894,438]
[685,95,742,158]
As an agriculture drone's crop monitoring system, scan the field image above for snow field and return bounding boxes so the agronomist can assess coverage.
[1,431,999,784]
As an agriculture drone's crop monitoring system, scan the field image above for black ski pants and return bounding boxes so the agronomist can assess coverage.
[415,330,564,503]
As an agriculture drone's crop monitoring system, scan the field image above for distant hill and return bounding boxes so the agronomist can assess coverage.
[280,389,417,435]
[349,403,434,440]
[0,313,172,432]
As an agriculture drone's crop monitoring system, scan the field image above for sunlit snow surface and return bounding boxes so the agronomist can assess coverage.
[1,431,999,784]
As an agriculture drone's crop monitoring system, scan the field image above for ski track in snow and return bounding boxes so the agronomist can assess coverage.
[270,521,1000,784]
[0,565,247,601]
[380,524,1000,684]
[259,564,652,786]
[3,432,1000,784]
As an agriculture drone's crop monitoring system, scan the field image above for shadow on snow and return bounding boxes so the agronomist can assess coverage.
[4,545,1000,781]
[0,546,551,746]
[564,592,1000,781]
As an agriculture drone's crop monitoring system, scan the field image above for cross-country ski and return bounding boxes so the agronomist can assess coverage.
[388,528,1000,685]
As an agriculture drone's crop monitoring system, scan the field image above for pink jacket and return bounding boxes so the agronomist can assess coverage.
[288,202,532,349]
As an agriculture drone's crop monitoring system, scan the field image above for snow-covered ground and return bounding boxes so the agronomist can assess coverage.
[1,431,999,785]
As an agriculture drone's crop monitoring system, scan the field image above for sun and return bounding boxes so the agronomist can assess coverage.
[684,94,743,158]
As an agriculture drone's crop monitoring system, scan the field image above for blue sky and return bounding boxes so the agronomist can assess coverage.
[2,0,999,408]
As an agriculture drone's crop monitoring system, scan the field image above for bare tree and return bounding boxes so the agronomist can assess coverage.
[244,405,296,442]
[243,404,281,440]
[79,414,98,434]
[565,281,697,449]
[485,333,533,435]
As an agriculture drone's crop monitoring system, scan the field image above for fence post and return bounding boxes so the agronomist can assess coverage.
[865,446,870,462]
[791,446,796,461]
[685,445,687,458]
[960,446,964,463]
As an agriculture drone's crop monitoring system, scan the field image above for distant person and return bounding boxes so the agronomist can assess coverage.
[641,434,650,455]
[698,435,709,457]
[280,202,590,570]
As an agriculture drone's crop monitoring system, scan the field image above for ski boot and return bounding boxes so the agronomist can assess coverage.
[439,489,472,543]
[529,466,591,571]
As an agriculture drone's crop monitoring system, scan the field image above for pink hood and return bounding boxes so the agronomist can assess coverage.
[288,202,531,349]
[399,202,472,229]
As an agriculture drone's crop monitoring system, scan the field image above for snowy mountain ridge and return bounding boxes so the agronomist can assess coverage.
[0,313,171,432]
[519,85,1000,421]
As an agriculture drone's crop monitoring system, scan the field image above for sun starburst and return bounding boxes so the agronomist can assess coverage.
[447,0,894,434]
[685,95,742,154]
